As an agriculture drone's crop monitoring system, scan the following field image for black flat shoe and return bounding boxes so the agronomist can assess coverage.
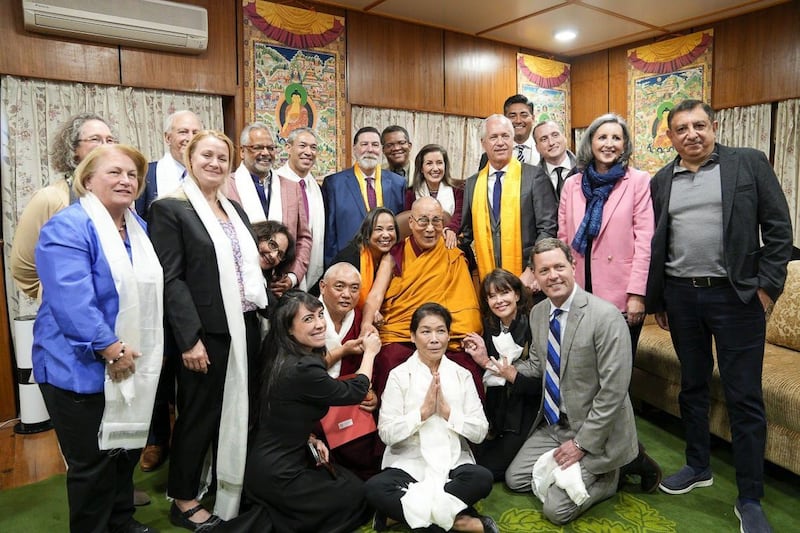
[478,515,499,533]
[169,502,223,531]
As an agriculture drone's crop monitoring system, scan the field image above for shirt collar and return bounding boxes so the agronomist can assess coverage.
[673,145,720,175]
[548,283,578,316]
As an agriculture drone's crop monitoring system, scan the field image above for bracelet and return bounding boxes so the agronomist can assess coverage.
[107,342,126,365]
[573,438,586,453]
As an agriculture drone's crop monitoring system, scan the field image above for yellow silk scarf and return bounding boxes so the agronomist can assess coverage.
[358,246,375,308]
[354,163,384,210]
[471,159,523,279]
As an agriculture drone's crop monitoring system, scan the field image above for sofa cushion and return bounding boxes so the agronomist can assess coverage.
[766,260,800,351]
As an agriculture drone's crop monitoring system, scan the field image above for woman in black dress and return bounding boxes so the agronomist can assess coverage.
[235,290,381,532]
[462,269,542,481]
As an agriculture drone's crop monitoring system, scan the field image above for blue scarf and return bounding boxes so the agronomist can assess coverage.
[571,162,626,255]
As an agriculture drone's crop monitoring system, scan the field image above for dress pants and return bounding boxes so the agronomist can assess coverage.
[40,382,138,533]
[664,279,767,499]
[505,422,618,525]
[365,464,493,531]
[168,312,260,500]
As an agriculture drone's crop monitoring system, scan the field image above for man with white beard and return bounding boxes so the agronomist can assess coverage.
[321,126,406,267]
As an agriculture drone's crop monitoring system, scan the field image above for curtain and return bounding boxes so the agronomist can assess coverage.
[775,99,800,246]
[351,105,484,182]
[717,104,771,154]
[1,75,224,319]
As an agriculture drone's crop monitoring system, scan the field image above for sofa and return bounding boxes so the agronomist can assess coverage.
[632,260,800,476]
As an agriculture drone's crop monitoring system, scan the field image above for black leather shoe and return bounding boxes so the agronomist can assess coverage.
[479,515,500,533]
[170,502,223,531]
[639,449,663,493]
[112,517,159,533]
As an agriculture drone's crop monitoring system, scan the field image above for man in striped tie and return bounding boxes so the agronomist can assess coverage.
[505,238,647,525]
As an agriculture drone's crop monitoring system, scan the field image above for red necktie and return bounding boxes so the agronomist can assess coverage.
[366,177,377,210]
[299,179,309,219]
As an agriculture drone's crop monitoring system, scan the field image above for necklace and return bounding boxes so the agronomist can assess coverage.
[118,221,127,233]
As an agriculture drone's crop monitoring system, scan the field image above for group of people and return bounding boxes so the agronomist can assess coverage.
[11,95,792,533]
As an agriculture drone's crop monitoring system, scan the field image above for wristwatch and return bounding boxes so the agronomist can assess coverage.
[573,439,587,453]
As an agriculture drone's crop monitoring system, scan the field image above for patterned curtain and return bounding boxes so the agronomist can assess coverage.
[351,105,485,183]
[775,99,800,246]
[1,75,224,319]
[717,104,771,154]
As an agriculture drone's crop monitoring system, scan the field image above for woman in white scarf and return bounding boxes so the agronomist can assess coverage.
[148,131,267,529]
[403,144,464,249]
[365,303,499,533]
[33,144,163,532]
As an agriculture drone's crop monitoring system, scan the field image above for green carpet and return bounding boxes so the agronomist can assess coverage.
[2,411,798,532]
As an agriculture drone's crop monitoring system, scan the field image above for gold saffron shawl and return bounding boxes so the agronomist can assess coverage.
[380,238,481,349]
[471,160,523,279]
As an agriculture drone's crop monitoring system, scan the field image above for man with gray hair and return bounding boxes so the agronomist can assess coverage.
[276,127,325,290]
[227,122,312,293]
[135,109,202,217]
[461,114,556,290]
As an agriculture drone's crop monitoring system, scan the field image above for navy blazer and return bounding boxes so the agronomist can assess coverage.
[321,167,406,267]
[646,144,793,313]
[134,161,158,220]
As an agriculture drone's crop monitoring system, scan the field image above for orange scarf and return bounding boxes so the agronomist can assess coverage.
[358,246,375,308]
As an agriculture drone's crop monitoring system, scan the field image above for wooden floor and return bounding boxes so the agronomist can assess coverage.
[0,424,65,491]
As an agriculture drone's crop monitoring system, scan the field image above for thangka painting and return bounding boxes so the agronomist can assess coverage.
[243,1,347,177]
[517,54,571,145]
[627,30,713,175]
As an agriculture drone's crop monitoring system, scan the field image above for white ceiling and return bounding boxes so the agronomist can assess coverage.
[315,0,788,56]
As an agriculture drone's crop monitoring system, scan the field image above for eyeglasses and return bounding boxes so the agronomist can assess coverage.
[244,144,277,153]
[79,136,117,145]
[259,238,285,261]
[410,215,444,228]
[383,140,409,150]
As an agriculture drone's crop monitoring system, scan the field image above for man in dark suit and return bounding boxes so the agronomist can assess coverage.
[135,110,202,218]
[461,114,557,290]
[322,126,406,267]
[381,125,413,185]
[532,120,577,204]
[505,238,639,524]
[646,99,792,533]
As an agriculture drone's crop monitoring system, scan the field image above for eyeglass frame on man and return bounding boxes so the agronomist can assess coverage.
[243,144,277,153]
[410,215,444,228]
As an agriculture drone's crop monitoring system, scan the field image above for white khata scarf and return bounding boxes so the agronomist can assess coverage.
[182,177,267,519]
[79,193,164,451]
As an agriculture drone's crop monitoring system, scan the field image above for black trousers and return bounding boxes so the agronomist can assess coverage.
[168,312,261,500]
[364,464,493,530]
[40,382,138,533]
[664,279,767,499]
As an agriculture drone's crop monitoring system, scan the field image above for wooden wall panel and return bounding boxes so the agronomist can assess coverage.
[443,32,517,118]
[347,12,444,112]
[608,46,629,117]
[713,1,800,108]
[0,1,120,85]
[571,51,608,128]
[120,0,238,96]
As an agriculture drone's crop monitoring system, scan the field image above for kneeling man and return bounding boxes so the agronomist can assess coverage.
[505,238,638,524]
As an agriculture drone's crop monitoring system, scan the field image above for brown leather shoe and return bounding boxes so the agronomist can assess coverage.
[139,445,166,472]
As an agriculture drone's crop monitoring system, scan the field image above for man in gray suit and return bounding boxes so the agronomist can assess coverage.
[461,114,557,290]
[505,238,639,525]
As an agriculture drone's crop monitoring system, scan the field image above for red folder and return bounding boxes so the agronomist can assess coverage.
[319,374,377,449]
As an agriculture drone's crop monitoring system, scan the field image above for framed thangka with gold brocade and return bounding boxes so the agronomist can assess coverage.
[243,1,347,177]
[516,54,571,147]
[627,30,713,175]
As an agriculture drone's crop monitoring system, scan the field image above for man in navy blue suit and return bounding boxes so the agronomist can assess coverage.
[322,126,406,267]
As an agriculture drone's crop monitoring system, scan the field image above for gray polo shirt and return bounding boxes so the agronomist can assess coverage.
[665,152,727,278]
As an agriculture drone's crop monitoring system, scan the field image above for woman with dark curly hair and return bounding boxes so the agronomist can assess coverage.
[252,220,296,302]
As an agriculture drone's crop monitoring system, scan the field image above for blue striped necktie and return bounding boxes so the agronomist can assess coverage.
[544,308,563,425]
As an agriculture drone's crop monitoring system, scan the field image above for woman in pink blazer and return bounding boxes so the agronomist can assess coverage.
[558,113,654,359]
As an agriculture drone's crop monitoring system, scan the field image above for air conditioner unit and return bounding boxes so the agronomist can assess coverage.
[22,0,208,54]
